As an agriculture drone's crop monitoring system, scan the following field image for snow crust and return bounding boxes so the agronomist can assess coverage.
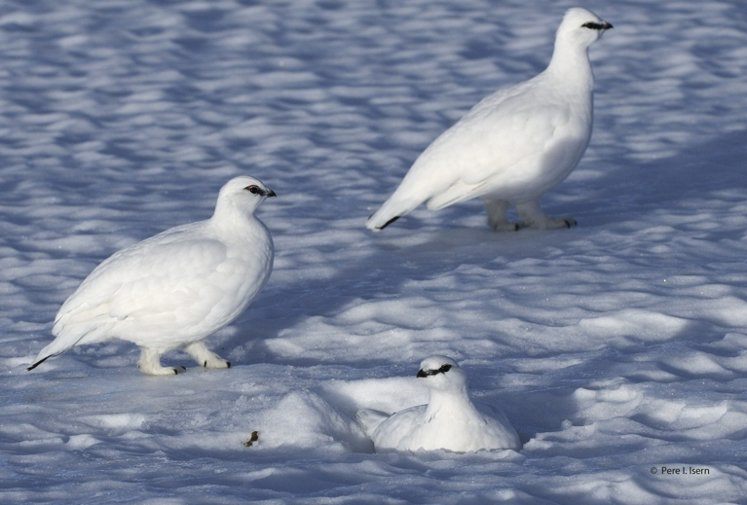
[2,0,747,503]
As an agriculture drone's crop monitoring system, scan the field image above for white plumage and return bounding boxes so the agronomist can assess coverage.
[28,176,276,375]
[357,356,520,453]
[367,7,612,231]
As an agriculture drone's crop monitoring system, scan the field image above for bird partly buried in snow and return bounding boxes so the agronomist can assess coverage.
[366,7,612,232]
[27,176,276,376]
[357,356,520,452]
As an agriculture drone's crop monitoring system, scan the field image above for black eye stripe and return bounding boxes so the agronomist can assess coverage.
[244,185,262,194]
[416,363,453,378]
[582,21,606,30]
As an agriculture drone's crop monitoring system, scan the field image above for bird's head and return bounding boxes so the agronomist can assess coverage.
[556,7,613,48]
[416,355,467,392]
[216,176,276,215]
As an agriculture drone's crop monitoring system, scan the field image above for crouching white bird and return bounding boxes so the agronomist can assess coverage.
[357,356,520,452]
[366,7,612,232]
[27,176,276,376]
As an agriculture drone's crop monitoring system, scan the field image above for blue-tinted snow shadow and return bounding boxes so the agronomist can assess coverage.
[23,125,745,446]
[562,129,747,230]
[225,129,747,442]
[232,128,747,354]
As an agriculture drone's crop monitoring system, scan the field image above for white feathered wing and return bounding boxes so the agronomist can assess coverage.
[367,77,589,229]
[30,221,271,368]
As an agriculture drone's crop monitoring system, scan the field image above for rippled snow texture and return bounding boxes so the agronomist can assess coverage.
[2,0,747,504]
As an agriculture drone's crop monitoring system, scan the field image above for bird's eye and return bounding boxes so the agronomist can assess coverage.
[245,185,261,195]
[438,364,452,374]
[582,21,604,30]
[417,363,453,378]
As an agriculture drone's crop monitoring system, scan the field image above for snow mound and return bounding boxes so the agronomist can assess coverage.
[258,390,373,453]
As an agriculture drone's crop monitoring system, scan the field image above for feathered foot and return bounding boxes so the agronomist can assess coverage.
[138,348,184,376]
[185,341,231,369]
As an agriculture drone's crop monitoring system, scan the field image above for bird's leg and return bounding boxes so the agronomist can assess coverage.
[484,199,519,231]
[138,348,183,376]
[516,199,576,230]
[185,341,230,369]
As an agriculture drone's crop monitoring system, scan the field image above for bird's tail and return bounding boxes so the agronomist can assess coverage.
[27,344,65,371]
[26,329,91,371]
[26,354,53,371]
[355,408,388,434]
[366,193,421,231]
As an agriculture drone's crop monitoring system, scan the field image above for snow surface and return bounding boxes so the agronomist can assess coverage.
[2,0,747,503]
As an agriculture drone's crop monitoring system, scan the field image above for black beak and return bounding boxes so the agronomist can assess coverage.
[601,21,613,30]
[416,369,427,378]
[264,188,277,198]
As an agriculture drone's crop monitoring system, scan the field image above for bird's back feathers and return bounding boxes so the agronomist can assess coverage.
[29,176,275,370]
[366,8,607,230]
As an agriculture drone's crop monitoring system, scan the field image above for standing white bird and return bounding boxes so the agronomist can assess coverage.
[357,356,520,452]
[366,7,612,231]
[27,176,276,376]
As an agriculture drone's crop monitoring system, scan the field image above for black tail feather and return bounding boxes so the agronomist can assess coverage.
[379,215,400,230]
[27,355,51,371]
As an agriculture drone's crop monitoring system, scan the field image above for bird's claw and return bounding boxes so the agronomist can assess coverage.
[201,358,231,369]
[243,431,260,447]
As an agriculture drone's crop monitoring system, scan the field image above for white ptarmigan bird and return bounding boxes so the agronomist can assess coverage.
[27,176,276,375]
[357,356,521,452]
[366,8,612,231]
